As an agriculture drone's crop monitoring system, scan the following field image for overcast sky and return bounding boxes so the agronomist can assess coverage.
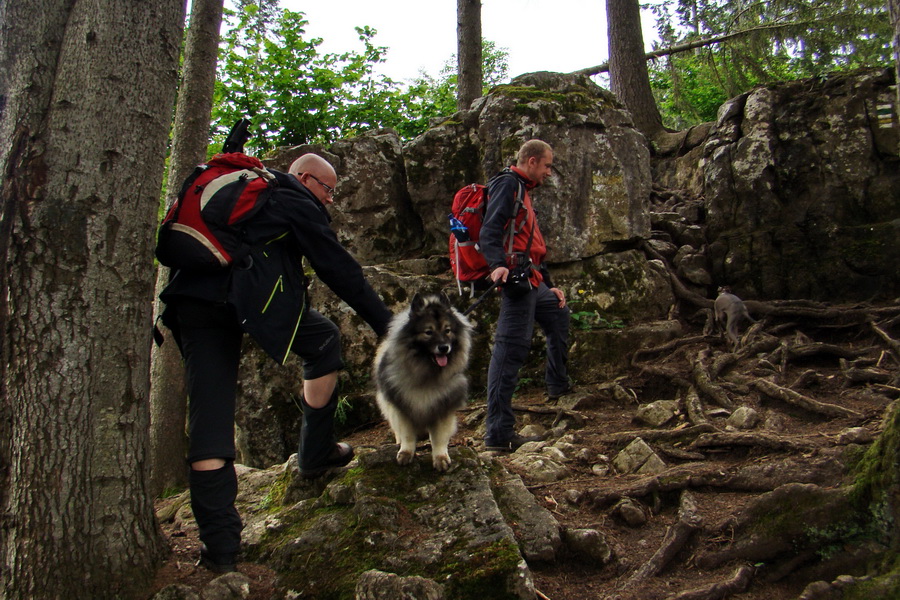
[280,0,659,84]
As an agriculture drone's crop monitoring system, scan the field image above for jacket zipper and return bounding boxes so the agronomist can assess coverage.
[262,275,283,314]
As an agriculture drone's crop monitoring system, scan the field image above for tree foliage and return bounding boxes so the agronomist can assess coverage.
[214,5,409,152]
[646,0,892,128]
[213,3,509,152]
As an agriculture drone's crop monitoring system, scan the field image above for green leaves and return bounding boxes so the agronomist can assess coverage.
[647,0,891,129]
[213,5,510,153]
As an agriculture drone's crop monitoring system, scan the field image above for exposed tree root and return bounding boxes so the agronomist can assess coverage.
[598,424,716,447]
[663,564,756,600]
[625,491,703,587]
[690,431,820,452]
[631,335,712,366]
[749,378,862,418]
[684,386,710,426]
[582,455,843,508]
[692,351,734,409]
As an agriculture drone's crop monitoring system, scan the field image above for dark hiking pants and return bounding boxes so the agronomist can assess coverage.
[484,283,570,445]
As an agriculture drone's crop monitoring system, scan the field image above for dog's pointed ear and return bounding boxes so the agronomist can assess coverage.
[411,293,425,313]
[438,292,452,308]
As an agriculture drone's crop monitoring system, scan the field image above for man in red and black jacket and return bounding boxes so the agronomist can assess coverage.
[480,139,571,452]
[160,153,391,572]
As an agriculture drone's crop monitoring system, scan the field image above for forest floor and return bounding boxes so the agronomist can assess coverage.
[149,302,900,600]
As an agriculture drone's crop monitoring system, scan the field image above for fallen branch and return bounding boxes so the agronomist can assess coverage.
[664,564,756,600]
[626,491,704,587]
[751,378,861,418]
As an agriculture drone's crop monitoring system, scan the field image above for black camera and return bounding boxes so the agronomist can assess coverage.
[504,265,532,299]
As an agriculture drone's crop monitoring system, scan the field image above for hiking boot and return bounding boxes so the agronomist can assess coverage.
[197,544,237,573]
[485,433,542,453]
[300,442,354,479]
[548,386,575,402]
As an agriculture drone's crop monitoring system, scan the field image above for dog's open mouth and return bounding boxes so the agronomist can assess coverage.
[433,353,449,367]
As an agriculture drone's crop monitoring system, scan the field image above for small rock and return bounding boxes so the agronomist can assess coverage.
[612,498,648,527]
[727,406,760,430]
[563,528,614,565]
[838,427,874,444]
[613,438,666,475]
[635,400,679,427]
[355,569,444,600]
[200,572,251,600]
[151,585,200,600]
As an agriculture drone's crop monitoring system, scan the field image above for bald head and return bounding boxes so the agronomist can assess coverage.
[288,154,338,205]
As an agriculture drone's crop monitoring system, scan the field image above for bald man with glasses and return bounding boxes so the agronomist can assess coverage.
[159,152,391,573]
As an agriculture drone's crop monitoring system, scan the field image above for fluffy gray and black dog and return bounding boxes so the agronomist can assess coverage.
[374,292,473,471]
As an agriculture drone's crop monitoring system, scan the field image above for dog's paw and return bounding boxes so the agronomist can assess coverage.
[396,449,414,466]
[432,454,451,472]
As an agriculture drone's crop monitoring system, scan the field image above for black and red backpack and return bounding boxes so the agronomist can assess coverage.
[156,121,277,272]
[448,175,524,296]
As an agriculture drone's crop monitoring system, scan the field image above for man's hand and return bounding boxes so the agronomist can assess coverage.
[490,266,509,284]
[549,287,566,308]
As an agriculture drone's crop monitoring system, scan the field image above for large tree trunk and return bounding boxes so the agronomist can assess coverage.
[606,0,665,138]
[890,0,900,154]
[456,0,483,111]
[0,0,184,596]
[149,0,225,499]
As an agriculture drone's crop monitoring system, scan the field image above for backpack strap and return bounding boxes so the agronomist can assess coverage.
[504,180,526,257]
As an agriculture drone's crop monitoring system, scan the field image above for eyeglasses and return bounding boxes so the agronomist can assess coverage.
[307,173,335,196]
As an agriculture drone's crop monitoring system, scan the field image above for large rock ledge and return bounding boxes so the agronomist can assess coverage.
[233,447,566,599]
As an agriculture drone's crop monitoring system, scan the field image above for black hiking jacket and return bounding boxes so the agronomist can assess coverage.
[160,169,392,364]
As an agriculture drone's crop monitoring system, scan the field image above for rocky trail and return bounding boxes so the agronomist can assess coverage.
[150,300,900,600]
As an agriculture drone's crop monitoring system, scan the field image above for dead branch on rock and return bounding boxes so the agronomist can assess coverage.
[664,564,756,600]
[625,491,704,587]
[750,378,862,418]
[690,431,820,452]
[693,350,734,409]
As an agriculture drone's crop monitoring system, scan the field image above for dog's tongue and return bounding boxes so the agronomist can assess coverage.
[435,354,449,367]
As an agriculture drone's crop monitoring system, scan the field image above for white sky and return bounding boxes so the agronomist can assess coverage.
[281,0,660,84]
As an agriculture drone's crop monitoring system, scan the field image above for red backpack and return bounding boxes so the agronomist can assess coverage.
[156,153,277,272]
[448,178,523,295]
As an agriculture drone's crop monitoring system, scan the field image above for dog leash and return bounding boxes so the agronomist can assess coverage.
[462,280,501,316]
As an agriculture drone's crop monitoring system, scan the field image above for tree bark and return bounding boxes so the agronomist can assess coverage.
[0,0,184,596]
[149,0,225,499]
[606,0,664,138]
[890,0,900,136]
[456,0,483,111]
